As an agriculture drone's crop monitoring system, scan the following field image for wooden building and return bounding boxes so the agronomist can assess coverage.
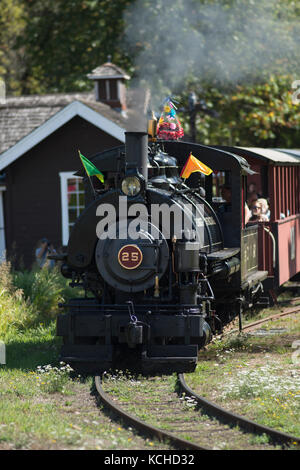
[0,61,131,267]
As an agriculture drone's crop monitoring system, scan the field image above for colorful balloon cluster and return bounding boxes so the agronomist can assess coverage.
[157,98,184,140]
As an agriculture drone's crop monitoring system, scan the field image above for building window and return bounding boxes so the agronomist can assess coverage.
[59,172,85,246]
[0,189,6,261]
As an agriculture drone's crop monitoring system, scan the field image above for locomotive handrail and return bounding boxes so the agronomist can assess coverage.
[183,188,225,250]
[180,192,213,252]
[263,226,276,268]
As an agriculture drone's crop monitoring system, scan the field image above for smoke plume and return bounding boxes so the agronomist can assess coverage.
[122,0,300,109]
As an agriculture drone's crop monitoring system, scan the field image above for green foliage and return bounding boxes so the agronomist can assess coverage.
[1,0,300,148]
[0,262,35,336]
[18,0,133,94]
[13,267,65,319]
[0,262,77,337]
[5,0,298,96]
[0,0,26,94]
[179,74,300,147]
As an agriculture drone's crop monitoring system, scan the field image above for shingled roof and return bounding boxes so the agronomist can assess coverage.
[0,92,131,156]
[87,61,130,80]
[0,61,152,173]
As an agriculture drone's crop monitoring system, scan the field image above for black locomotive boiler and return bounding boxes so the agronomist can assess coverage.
[56,131,268,374]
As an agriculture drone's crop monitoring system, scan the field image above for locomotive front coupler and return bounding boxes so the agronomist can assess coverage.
[125,301,150,348]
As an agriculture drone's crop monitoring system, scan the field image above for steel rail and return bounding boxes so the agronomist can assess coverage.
[94,375,209,451]
[277,296,300,305]
[178,374,300,446]
[228,304,300,335]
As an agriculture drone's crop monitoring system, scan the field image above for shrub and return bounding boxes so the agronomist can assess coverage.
[0,262,80,336]
[13,267,65,320]
[0,261,35,336]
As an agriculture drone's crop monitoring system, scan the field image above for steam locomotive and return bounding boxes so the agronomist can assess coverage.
[56,130,270,374]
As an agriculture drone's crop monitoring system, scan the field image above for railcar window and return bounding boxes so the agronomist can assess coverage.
[212,171,226,202]
[210,171,232,211]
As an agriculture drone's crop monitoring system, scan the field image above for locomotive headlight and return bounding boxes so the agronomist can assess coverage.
[121,176,141,196]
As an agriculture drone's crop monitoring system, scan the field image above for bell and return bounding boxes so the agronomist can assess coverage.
[148,111,157,140]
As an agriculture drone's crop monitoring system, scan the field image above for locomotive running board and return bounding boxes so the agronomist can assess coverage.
[242,270,268,289]
[206,247,240,261]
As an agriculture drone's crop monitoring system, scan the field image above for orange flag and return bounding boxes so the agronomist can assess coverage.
[180,152,213,179]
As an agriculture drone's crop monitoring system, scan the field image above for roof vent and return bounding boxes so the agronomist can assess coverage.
[87,57,130,115]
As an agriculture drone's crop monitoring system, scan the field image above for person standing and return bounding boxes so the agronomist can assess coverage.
[35,238,56,269]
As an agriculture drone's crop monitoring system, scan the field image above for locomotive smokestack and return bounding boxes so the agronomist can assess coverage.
[125,131,148,182]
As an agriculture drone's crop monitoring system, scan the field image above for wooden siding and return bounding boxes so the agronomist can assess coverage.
[4,116,122,268]
[276,215,300,286]
[268,165,300,221]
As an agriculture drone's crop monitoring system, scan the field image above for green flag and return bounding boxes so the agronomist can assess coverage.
[78,150,104,183]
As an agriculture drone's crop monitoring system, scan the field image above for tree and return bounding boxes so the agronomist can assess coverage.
[18,0,133,94]
[178,75,300,147]
[14,0,300,99]
[0,0,26,95]
[3,0,300,148]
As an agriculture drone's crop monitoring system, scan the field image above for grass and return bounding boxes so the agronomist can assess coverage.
[0,264,166,450]
[101,369,284,450]
[0,323,166,450]
[185,308,300,441]
[0,265,299,449]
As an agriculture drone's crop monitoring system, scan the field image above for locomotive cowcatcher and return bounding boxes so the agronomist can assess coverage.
[55,129,272,374]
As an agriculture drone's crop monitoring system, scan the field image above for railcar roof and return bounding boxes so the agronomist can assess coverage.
[237,147,300,164]
[274,149,300,159]
[213,147,256,174]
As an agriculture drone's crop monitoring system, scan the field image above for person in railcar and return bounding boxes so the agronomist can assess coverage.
[248,200,269,223]
[257,198,270,221]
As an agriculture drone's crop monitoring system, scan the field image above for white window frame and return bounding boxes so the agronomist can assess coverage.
[59,172,84,246]
[0,187,6,261]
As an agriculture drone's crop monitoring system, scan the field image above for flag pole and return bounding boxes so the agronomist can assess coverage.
[78,150,97,199]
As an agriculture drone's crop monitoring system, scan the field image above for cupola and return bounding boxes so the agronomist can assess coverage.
[87,56,130,115]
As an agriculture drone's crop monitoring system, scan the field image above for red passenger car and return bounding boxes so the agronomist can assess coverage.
[224,147,300,294]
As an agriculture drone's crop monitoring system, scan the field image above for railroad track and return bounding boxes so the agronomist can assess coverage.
[277,296,300,305]
[178,374,300,448]
[95,374,300,450]
[225,301,300,336]
[95,374,207,450]
[94,299,300,450]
